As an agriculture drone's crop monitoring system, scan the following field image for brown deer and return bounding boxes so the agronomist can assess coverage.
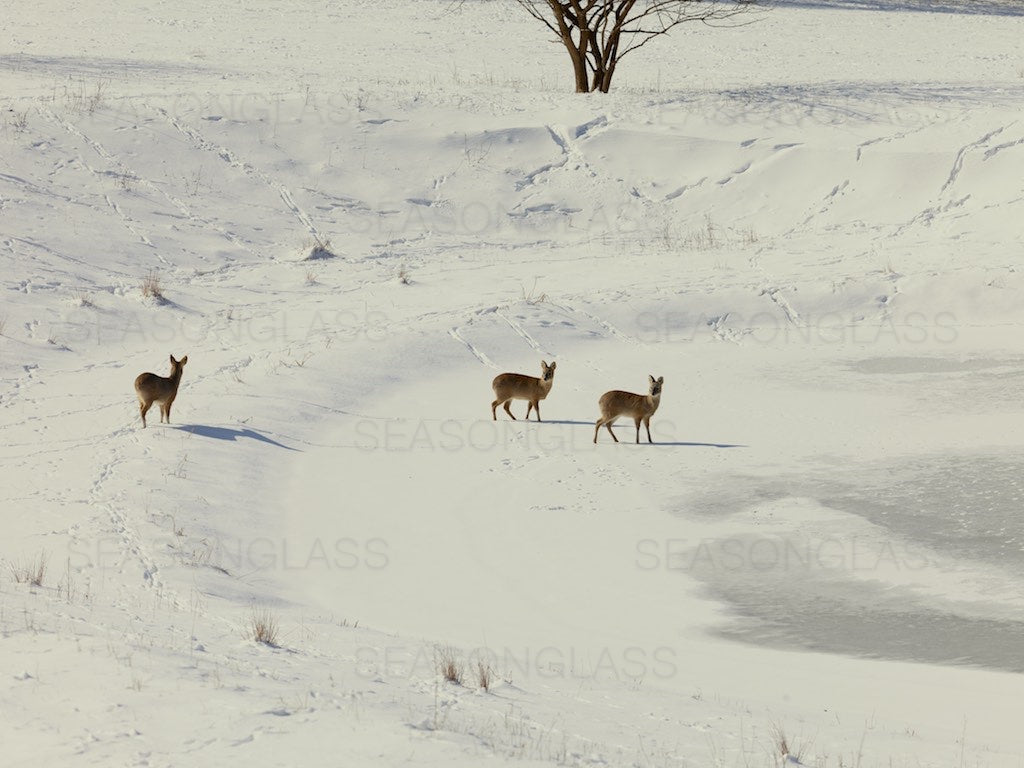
[134,354,188,428]
[491,360,556,421]
[594,375,663,444]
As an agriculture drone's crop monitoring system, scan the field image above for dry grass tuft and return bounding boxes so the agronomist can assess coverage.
[520,278,547,305]
[770,721,809,766]
[435,645,464,685]
[72,288,95,307]
[140,269,163,301]
[249,607,280,647]
[682,215,720,250]
[305,236,336,261]
[10,550,48,587]
[476,659,494,692]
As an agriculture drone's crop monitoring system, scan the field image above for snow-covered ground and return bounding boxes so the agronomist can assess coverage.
[2,1,1024,765]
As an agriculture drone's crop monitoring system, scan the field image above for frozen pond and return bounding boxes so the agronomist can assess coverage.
[684,452,1024,673]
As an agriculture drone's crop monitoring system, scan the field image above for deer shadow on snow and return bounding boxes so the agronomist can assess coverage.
[174,424,299,451]
[519,419,745,449]
[594,426,745,448]
[638,439,745,448]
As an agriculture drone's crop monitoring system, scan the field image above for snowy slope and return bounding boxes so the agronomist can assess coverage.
[2,1,1024,766]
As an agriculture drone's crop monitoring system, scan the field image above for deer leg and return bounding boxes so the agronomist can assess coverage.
[533,400,541,422]
[525,401,534,420]
[594,419,603,443]
[644,417,653,444]
[491,400,499,420]
[606,422,619,443]
[139,400,151,428]
[503,401,516,420]
[634,417,642,444]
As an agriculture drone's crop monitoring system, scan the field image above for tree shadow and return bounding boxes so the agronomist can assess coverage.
[174,424,299,451]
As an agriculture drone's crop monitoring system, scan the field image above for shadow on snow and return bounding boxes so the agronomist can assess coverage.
[174,424,299,451]
[524,419,745,448]
[772,0,1024,17]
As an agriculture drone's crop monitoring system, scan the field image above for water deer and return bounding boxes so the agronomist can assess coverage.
[491,360,556,421]
[594,375,664,444]
[134,354,188,428]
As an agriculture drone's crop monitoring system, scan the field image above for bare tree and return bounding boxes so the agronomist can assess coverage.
[516,0,762,93]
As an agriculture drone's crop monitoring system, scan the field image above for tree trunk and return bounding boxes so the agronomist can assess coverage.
[596,25,623,93]
[552,4,592,92]
[571,53,589,92]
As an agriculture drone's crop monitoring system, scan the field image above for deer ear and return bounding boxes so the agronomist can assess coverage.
[649,374,655,384]
[550,361,556,369]
[181,355,188,365]
[541,360,548,368]
[170,354,176,364]
[658,376,663,384]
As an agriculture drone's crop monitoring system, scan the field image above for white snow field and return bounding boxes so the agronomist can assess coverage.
[2,0,1024,765]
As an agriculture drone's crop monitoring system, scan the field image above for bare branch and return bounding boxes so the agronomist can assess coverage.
[517,0,764,92]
